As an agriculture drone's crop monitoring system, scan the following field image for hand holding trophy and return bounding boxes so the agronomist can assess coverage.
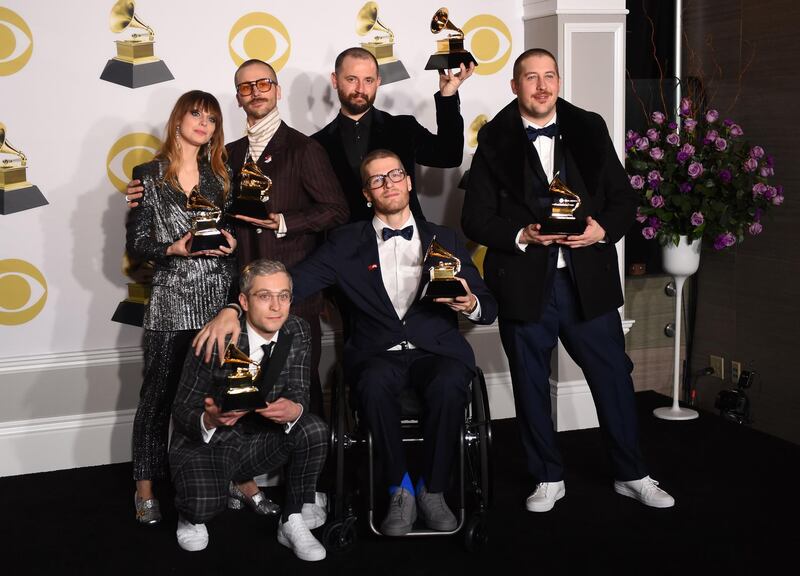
[230,159,273,219]
[538,171,584,235]
[420,236,468,301]
[186,188,230,252]
[216,343,266,412]
[424,7,478,71]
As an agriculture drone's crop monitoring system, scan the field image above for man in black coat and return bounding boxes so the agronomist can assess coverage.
[462,48,675,513]
[312,47,474,222]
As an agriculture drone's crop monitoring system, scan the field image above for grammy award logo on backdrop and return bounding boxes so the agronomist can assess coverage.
[355,2,408,85]
[99,0,173,88]
[462,14,512,76]
[229,12,291,72]
[106,132,160,326]
[0,123,48,215]
[0,7,33,76]
[0,259,47,326]
[106,132,161,192]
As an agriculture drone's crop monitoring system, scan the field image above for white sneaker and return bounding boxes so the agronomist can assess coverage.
[277,513,327,561]
[176,516,209,551]
[301,491,328,530]
[525,481,566,512]
[614,476,675,508]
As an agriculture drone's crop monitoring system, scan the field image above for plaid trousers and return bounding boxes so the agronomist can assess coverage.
[170,412,328,524]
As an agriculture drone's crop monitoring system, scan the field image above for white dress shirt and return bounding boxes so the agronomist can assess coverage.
[372,214,481,353]
[516,114,567,269]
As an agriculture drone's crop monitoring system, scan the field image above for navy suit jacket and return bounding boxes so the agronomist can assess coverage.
[290,219,497,374]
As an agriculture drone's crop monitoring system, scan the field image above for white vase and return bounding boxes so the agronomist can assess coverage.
[654,235,702,421]
[662,235,702,277]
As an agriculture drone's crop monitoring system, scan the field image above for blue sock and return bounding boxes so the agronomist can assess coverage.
[389,472,415,496]
[416,477,426,495]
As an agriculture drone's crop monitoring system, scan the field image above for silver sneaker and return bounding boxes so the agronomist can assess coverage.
[134,492,162,525]
[227,481,281,516]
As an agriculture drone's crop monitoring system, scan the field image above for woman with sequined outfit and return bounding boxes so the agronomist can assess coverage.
[126,91,237,524]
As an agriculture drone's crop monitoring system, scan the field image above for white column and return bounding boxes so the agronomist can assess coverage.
[522,0,632,430]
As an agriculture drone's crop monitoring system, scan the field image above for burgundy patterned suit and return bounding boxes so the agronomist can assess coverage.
[226,121,349,413]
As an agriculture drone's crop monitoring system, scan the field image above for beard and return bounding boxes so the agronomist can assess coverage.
[338,87,374,116]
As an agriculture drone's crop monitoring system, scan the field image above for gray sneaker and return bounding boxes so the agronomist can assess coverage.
[380,487,417,536]
[417,486,457,531]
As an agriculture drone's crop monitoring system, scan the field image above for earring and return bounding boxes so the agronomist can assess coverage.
[175,126,181,149]
[206,145,212,164]
[366,201,372,208]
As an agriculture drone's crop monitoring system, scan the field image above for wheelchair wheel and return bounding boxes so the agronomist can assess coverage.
[329,365,348,521]
[322,515,358,553]
[468,367,493,509]
[464,511,489,552]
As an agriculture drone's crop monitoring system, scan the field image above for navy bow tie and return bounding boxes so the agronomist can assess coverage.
[526,124,559,141]
[382,226,413,241]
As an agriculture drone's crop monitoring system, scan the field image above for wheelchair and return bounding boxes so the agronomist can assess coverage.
[321,364,493,552]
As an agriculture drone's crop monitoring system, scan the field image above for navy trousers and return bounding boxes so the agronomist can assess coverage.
[352,349,471,493]
[499,268,647,483]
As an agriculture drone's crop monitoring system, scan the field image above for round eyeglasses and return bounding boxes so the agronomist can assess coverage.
[364,168,406,190]
[250,290,292,305]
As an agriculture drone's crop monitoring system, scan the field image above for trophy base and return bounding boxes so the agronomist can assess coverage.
[230,199,270,219]
[191,232,230,253]
[420,279,468,301]
[377,59,410,85]
[100,58,174,88]
[424,51,478,71]
[0,184,48,215]
[538,218,586,236]
[219,390,266,413]
[111,300,146,327]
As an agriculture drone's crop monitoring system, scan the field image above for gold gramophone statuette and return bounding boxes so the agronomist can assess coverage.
[0,122,48,215]
[100,0,174,88]
[420,236,468,301]
[538,171,584,235]
[231,160,273,218]
[356,2,409,84]
[218,343,265,412]
[424,7,478,71]
[186,188,229,252]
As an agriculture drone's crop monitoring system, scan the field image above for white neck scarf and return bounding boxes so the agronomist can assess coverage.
[246,108,281,161]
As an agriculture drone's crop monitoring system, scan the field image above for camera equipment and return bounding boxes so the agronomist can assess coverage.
[715,370,756,424]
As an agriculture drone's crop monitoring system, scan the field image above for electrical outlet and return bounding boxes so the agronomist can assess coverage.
[710,355,724,380]
[731,361,742,384]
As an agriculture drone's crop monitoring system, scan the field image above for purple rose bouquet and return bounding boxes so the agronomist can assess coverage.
[625,98,783,249]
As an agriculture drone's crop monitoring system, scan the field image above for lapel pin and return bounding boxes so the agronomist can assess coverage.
[368,263,378,271]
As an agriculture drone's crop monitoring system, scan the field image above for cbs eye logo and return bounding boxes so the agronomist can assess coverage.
[0,259,47,325]
[229,12,291,72]
[0,7,33,76]
[462,15,512,76]
[106,133,162,193]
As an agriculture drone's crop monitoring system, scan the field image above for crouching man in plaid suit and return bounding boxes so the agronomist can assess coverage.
[169,259,328,561]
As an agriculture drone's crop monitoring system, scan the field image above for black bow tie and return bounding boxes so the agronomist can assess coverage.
[382,226,413,241]
[526,124,559,141]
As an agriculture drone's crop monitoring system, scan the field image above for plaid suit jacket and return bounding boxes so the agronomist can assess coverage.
[169,314,311,464]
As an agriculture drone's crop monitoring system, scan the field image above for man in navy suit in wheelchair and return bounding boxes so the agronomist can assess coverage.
[195,149,497,536]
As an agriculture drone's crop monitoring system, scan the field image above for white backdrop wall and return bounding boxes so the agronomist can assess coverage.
[0,0,522,475]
